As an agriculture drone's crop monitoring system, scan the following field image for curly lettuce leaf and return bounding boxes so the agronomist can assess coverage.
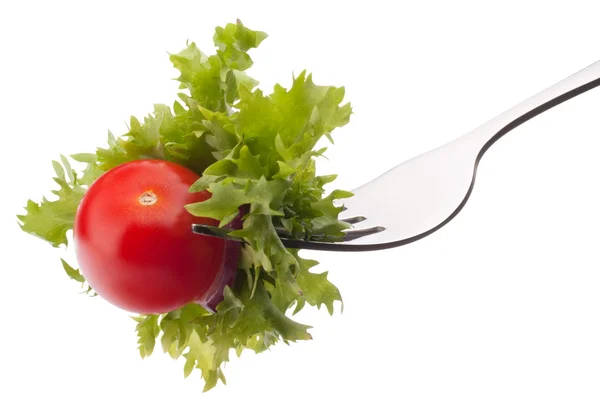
[17,155,87,247]
[17,20,350,392]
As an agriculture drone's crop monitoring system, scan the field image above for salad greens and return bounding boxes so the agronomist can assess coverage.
[17,20,352,391]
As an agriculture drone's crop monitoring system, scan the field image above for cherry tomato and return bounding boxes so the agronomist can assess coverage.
[73,159,238,314]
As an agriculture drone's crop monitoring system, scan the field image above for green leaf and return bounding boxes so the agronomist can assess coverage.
[236,71,351,155]
[225,69,259,104]
[213,19,267,71]
[183,330,221,389]
[170,44,225,112]
[60,154,75,184]
[133,315,160,358]
[60,258,85,283]
[17,161,85,247]
[78,162,104,186]
[293,254,343,315]
[252,283,312,341]
[52,160,65,181]
[70,153,97,163]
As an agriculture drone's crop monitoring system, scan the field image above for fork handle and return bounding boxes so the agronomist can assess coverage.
[461,60,600,155]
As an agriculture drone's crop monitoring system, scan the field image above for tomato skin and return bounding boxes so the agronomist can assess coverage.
[74,159,236,314]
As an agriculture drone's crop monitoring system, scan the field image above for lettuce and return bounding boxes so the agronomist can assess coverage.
[17,20,352,392]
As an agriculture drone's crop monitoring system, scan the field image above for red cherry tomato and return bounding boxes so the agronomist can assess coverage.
[73,159,238,314]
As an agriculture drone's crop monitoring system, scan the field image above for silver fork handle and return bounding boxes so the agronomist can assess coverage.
[461,60,600,155]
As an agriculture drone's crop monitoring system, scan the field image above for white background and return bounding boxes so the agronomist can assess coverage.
[2,1,600,408]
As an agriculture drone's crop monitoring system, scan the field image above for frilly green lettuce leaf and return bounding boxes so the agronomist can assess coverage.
[17,20,351,392]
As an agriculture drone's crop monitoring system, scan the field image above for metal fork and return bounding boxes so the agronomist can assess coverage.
[193,60,600,251]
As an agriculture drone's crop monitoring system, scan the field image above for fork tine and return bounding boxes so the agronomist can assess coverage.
[342,226,386,241]
[340,215,367,224]
[191,224,245,242]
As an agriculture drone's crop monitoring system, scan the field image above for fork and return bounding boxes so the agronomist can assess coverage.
[193,60,600,252]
